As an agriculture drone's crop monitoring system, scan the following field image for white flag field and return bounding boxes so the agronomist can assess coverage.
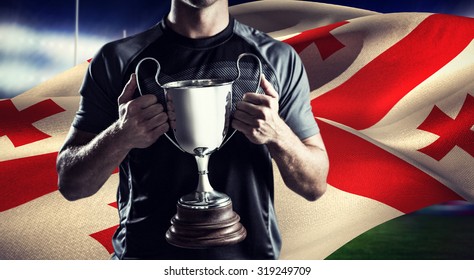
[1,1,473,259]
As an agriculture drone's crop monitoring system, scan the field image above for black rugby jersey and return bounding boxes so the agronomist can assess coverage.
[73,17,318,259]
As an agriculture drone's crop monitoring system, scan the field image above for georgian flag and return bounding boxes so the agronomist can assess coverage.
[0,1,473,259]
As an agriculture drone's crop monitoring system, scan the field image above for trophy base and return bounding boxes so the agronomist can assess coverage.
[166,201,247,249]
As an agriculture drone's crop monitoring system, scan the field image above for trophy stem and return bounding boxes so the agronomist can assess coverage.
[166,152,247,249]
[195,155,214,193]
[178,153,230,209]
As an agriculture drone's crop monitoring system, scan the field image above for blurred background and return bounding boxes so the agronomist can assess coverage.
[1,0,473,259]
[1,0,474,99]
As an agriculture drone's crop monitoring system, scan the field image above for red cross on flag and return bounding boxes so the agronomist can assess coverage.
[0,1,473,260]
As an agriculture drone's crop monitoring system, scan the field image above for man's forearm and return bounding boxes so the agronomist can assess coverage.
[57,74,169,201]
[57,123,130,201]
[267,121,329,201]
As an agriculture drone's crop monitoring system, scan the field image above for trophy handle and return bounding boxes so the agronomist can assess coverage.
[220,53,263,149]
[135,57,185,153]
[233,53,263,86]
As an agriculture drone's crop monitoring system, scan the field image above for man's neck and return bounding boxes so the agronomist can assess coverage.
[167,1,229,39]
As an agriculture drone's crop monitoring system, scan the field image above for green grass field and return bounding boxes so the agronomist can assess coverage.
[326,208,474,260]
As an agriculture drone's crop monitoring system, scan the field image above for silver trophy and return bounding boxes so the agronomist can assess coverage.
[135,53,261,248]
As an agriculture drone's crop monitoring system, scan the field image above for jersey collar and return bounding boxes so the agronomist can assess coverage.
[159,16,234,49]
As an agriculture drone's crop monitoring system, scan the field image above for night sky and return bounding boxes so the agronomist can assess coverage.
[1,0,473,37]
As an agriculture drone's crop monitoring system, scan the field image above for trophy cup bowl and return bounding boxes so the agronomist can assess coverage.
[163,79,247,248]
[135,54,261,249]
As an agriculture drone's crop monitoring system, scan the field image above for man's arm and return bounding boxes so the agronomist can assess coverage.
[267,129,328,201]
[232,75,329,201]
[57,74,169,201]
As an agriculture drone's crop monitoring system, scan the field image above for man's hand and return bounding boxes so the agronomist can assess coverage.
[232,74,328,201]
[117,74,169,149]
[57,74,170,200]
[232,75,283,145]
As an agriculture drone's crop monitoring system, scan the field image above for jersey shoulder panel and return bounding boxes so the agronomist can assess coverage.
[99,24,165,79]
[232,20,300,91]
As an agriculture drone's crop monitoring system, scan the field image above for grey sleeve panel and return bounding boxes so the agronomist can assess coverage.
[234,21,320,140]
[72,26,163,134]
[72,49,120,134]
[273,43,320,140]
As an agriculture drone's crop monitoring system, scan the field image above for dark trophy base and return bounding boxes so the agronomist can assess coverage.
[165,202,247,249]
